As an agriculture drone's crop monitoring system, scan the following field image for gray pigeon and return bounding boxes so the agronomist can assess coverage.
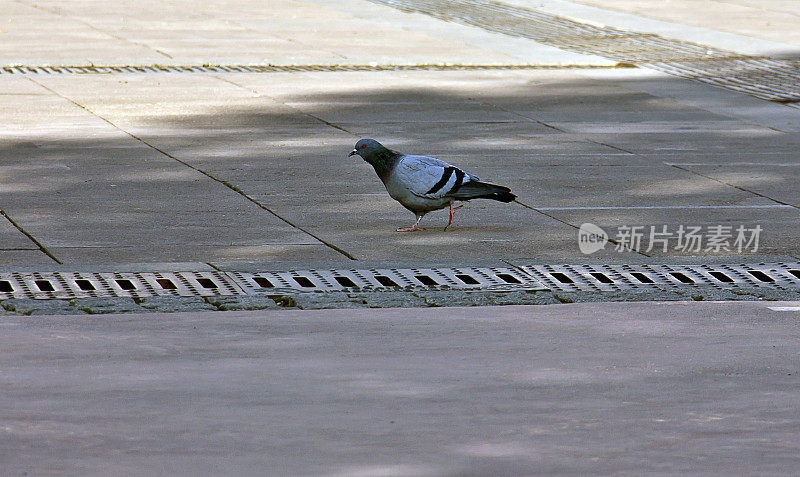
[349,138,516,231]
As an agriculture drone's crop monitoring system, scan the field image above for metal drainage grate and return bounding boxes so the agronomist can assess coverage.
[0,267,544,300]
[548,36,736,64]
[1,264,799,301]
[0,271,243,300]
[367,0,800,104]
[227,266,544,294]
[0,64,616,76]
[648,58,800,102]
[372,0,626,42]
[368,0,732,61]
[520,263,800,292]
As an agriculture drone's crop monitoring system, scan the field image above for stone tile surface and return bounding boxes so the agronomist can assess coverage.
[0,0,798,265]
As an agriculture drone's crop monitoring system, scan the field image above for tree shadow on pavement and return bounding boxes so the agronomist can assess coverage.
[1,71,799,264]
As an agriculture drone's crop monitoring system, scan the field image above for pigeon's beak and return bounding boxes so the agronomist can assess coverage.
[348,149,358,157]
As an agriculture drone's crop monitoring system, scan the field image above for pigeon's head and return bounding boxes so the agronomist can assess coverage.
[349,138,386,159]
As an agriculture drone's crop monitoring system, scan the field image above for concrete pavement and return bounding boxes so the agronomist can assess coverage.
[1,0,799,265]
[2,301,800,475]
[566,0,800,51]
[2,3,800,475]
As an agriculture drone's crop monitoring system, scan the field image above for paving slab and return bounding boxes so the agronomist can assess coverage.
[551,206,800,257]
[672,164,800,207]
[0,250,53,265]
[577,67,800,133]
[2,301,800,475]
[0,212,35,251]
[559,0,800,50]
[1,0,799,266]
[302,0,615,65]
[1,0,605,67]
[3,66,799,263]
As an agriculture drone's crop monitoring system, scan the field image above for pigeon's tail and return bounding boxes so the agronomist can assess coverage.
[451,181,516,203]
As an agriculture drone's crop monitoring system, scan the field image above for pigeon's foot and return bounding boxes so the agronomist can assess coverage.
[396,225,423,232]
[398,215,424,232]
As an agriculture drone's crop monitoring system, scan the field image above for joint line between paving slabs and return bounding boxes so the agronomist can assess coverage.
[667,164,799,209]
[0,209,63,263]
[512,199,651,257]
[483,102,639,155]
[211,75,357,135]
[23,76,358,261]
[14,0,174,59]
[500,89,800,212]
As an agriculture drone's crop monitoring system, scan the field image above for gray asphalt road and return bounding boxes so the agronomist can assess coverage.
[2,301,799,475]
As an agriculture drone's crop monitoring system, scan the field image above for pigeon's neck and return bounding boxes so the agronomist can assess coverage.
[365,149,400,183]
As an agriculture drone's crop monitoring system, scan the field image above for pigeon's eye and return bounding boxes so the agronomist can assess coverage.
[360,144,366,149]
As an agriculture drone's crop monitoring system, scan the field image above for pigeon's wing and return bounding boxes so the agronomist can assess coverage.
[393,155,479,199]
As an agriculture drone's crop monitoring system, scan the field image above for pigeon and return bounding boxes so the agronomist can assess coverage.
[349,138,516,231]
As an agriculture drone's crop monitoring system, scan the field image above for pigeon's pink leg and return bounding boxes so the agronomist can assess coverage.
[397,216,423,232]
[444,203,463,231]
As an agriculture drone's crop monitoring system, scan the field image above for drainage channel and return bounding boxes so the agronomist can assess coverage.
[0,271,241,300]
[366,0,800,105]
[520,263,800,293]
[0,64,617,76]
[0,266,543,300]
[1,263,800,300]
